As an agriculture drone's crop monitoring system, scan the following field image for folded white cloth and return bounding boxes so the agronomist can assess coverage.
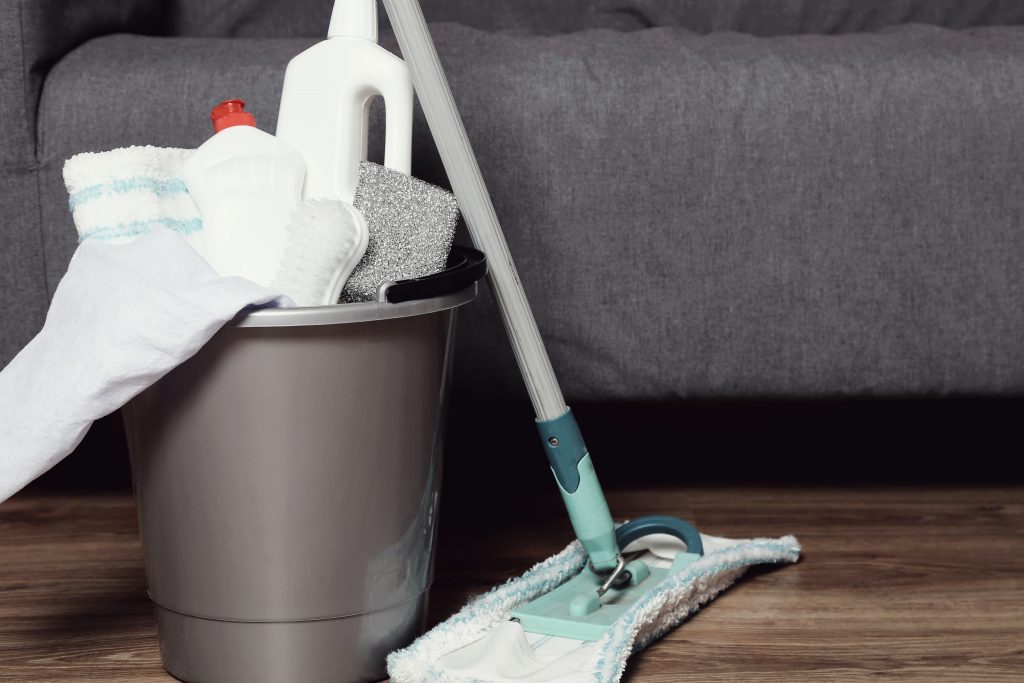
[64,145,203,246]
[388,532,800,682]
[0,229,287,503]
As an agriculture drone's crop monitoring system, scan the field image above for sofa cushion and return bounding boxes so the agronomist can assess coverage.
[37,25,1024,399]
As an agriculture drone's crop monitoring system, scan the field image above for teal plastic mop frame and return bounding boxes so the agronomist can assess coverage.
[382,0,703,640]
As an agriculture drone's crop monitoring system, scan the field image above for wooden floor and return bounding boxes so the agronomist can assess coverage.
[1,487,1021,681]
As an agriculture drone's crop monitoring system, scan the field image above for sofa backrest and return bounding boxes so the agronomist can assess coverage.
[162,0,1024,37]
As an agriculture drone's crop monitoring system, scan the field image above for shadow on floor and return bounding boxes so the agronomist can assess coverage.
[28,395,1024,505]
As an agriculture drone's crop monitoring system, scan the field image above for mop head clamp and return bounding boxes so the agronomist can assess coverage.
[523,409,708,640]
[511,516,704,641]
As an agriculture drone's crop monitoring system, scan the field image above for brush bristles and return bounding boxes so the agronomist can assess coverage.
[270,200,368,306]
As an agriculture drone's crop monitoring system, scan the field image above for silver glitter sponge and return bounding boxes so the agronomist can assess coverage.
[340,161,460,302]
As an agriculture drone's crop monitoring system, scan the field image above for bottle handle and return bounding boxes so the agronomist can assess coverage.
[375,74,414,176]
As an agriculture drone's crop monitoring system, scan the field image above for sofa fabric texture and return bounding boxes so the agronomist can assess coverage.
[4,1,1024,400]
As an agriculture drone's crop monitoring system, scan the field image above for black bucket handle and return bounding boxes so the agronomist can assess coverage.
[378,245,487,304]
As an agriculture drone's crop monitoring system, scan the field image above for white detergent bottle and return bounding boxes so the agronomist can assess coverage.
[276,0,413,203]
[183,99,305,285]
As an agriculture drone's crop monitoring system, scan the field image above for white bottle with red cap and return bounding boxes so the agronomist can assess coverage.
[275,0,413,203]
[183,99,306,285]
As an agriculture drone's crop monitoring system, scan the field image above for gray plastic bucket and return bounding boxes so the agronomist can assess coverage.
[123,247,485,683]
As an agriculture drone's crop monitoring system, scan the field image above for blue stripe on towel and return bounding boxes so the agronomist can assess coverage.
[80,217,203,242]
[69,176,190,210]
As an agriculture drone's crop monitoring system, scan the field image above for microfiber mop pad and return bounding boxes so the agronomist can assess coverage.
[388,532,800,682]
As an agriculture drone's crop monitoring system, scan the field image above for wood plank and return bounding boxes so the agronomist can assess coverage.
[0,488,1021,681]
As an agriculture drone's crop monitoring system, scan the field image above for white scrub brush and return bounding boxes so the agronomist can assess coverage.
[270,200,369,306]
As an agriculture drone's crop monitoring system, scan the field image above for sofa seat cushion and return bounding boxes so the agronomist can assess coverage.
[37,25,1024,399]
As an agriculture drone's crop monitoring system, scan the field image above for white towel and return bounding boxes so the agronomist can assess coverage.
[64,145,203,247]
[0,229,288,503]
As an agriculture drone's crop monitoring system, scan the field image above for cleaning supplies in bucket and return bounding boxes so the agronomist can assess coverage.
[67,3,457,309]
[62,136,457,306]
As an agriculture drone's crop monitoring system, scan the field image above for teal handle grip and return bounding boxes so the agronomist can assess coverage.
[556,454,619,571]
[538,409,620,572]
[537,408,587,492]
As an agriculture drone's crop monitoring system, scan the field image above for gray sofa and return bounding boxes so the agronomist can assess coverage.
[4,0,1024,408]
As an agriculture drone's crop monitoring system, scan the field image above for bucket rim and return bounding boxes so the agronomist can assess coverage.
[231,282,477,328]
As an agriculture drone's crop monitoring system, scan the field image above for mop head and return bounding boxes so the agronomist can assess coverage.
[387,532,800,682]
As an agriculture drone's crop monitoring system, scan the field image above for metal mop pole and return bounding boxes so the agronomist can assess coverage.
[381,0,623,573]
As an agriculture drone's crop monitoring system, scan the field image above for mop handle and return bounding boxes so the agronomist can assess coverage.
[383,0,622,572]
[379,0,564,421]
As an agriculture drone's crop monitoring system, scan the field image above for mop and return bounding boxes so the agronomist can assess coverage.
[380,1,801,679]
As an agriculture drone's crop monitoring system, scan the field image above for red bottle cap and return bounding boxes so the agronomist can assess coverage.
[211,99,256,133]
